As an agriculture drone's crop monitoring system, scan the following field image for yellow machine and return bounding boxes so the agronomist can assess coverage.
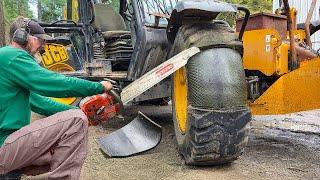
[38,42,80,105]
[63,0,79,22]
[238,8,320,115]
[36,0,254,165]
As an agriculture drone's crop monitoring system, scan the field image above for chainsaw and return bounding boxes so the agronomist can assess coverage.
[79,47,199,157]
[80,47,200,126]
[79,90,123,125]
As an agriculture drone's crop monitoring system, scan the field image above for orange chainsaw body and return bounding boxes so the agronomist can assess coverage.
[80,94,121,126]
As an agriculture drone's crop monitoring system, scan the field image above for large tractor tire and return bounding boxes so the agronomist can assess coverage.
[172,24,251,165]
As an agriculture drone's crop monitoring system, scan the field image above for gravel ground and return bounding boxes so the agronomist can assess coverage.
[79,106,320,180]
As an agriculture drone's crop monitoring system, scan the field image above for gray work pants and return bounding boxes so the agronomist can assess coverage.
[0,109,88,180]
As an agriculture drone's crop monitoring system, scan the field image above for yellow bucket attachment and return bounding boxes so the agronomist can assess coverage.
[250,58,320,115]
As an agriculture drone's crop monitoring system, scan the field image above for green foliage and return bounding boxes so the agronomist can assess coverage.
[4,0,67,23]
[104,0,120,12]
[4,0,33,23]
[217,0,273,27]
[2,0,272,25]
[36,0,66,22]
[27,0,67,22]
[222,0,273,13]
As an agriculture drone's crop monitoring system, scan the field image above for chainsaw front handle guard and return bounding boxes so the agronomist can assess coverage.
[109,89,124,111]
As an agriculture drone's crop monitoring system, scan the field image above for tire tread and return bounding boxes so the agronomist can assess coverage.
[184,108,251,165]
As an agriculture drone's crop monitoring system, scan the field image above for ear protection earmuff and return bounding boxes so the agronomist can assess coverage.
[12,19,31,46]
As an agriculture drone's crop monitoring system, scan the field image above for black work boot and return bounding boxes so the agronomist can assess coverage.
[0,170,22,180]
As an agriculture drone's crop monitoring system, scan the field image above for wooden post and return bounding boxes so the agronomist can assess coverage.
[283,0,298,69]
[305,0,317,48]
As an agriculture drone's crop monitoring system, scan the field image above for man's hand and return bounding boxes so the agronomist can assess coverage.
[100,81,113,92]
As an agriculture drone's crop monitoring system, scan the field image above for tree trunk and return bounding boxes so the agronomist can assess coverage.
[0,0,6,47]
[18,0,22,16]
[52,0,55,20]
[17,0,25,16]
[38,0,41,21]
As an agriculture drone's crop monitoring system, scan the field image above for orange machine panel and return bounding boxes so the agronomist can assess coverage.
[242,29,283,76]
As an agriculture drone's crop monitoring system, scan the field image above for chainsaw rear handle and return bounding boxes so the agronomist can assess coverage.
[109,89,124,111]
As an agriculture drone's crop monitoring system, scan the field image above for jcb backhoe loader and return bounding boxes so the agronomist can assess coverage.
[37,0,251,165]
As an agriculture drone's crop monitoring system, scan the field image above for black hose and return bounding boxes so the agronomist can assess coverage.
[237,6,250,41]
[89,0,95,24]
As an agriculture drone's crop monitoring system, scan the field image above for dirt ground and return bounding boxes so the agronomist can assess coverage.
[79,105,320,180]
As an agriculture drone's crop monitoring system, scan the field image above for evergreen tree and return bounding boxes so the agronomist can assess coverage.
[0,0,6,46]
[3,0,33,23]
[2,0,274,26]
[29,0,66,22]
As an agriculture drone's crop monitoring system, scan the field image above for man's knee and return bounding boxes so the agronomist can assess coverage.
[59,109,89,133]
[62,109,88,124]
[71,109,89,129]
